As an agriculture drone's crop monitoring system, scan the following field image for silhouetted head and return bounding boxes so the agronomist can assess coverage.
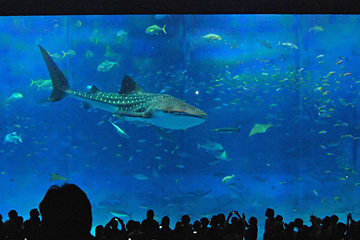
[249,217,258,226]
[200,217,209,227]
[322,216,331,228]
[39,183,92,240]
[8,210,18,220]
[0,213,2,222]
[30,208,40,218]
[294,218,303,229]
[161,216,170,227]
[126,220,135,232]
[265,208,275,218]
[181,215,190,224]
[330,215,339,224]
[217,213,225,225]
[210,215,218,227]
[146,209,154,219]
[193,220,201,230]
[133,221,141,230]
[109,218,118,229]
[95,225,104,238]
[275,215,283,223]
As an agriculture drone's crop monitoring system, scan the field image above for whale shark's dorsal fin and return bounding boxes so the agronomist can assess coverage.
[119,76,143,94]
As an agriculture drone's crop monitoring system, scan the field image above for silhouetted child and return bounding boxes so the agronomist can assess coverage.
[242,213,257,240]
[263,208,275,240]
[39,183,95,240]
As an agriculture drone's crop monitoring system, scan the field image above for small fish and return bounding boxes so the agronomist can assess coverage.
[201,33,221,41]
[336,60,343,65]
[319,130,327,134]
[61,49,76,59]
[4,132,22,144]
[211,126,241,133]
[257,39,272,49]
[89,29,103,44]
[317,54,324,59]
[76,20,81,27]
[50,173,68,181]
[84,50,93,59]
[8,93,23,100]
[110,211,132,219]
[216,151,232,161]
[278,41,298,49]
[152,127,176,142]
[326,71,336,77]
[109,118,129,138]
[197,141,223,151]
[313,190,319,196]
[222,174,235,184]
[145,25,166,35]
[321,198,326,203]
[30,78,53,91]
[133,174,149,180]
[309,25,324,32]
[49,52,64,61]
[116,29,128,43]
[97,60,119,72]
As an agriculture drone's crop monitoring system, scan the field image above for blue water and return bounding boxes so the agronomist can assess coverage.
[1,15,360,238]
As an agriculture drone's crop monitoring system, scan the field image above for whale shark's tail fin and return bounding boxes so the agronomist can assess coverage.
[38,45,70,102]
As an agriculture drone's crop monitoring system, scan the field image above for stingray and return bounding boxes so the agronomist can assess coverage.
[249,123,273,137]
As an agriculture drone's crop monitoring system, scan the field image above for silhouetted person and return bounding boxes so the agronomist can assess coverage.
[126,220,136,238]
[199,217,209,240]
[205,215,224,240]
[242,213,257,240]
[157,216,173,240]
[217,213,226,230]
[39,183,95,240]
[140,209,159,240]
[8,216,23,240]
[128,221,145,240]
[192,220,201,240]
[263,208,275,240]
[0,213,5,240]
[23,208,41,240]
[94,225,104,240]
[4,209,18,238]
[103,217,122,240]
[179,215,192,240]
[294,218,306,240]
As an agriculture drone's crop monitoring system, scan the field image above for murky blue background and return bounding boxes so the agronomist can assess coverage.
[1,15,360,237]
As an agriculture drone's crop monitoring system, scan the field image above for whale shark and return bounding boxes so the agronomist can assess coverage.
[38,45,207,130]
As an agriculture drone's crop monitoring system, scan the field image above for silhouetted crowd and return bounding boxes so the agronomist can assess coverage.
[1,183,360,240]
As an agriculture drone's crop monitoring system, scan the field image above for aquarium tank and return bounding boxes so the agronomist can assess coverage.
[1,14,360,237]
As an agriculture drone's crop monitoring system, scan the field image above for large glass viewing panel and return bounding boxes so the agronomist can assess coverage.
[1,15,359,234]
